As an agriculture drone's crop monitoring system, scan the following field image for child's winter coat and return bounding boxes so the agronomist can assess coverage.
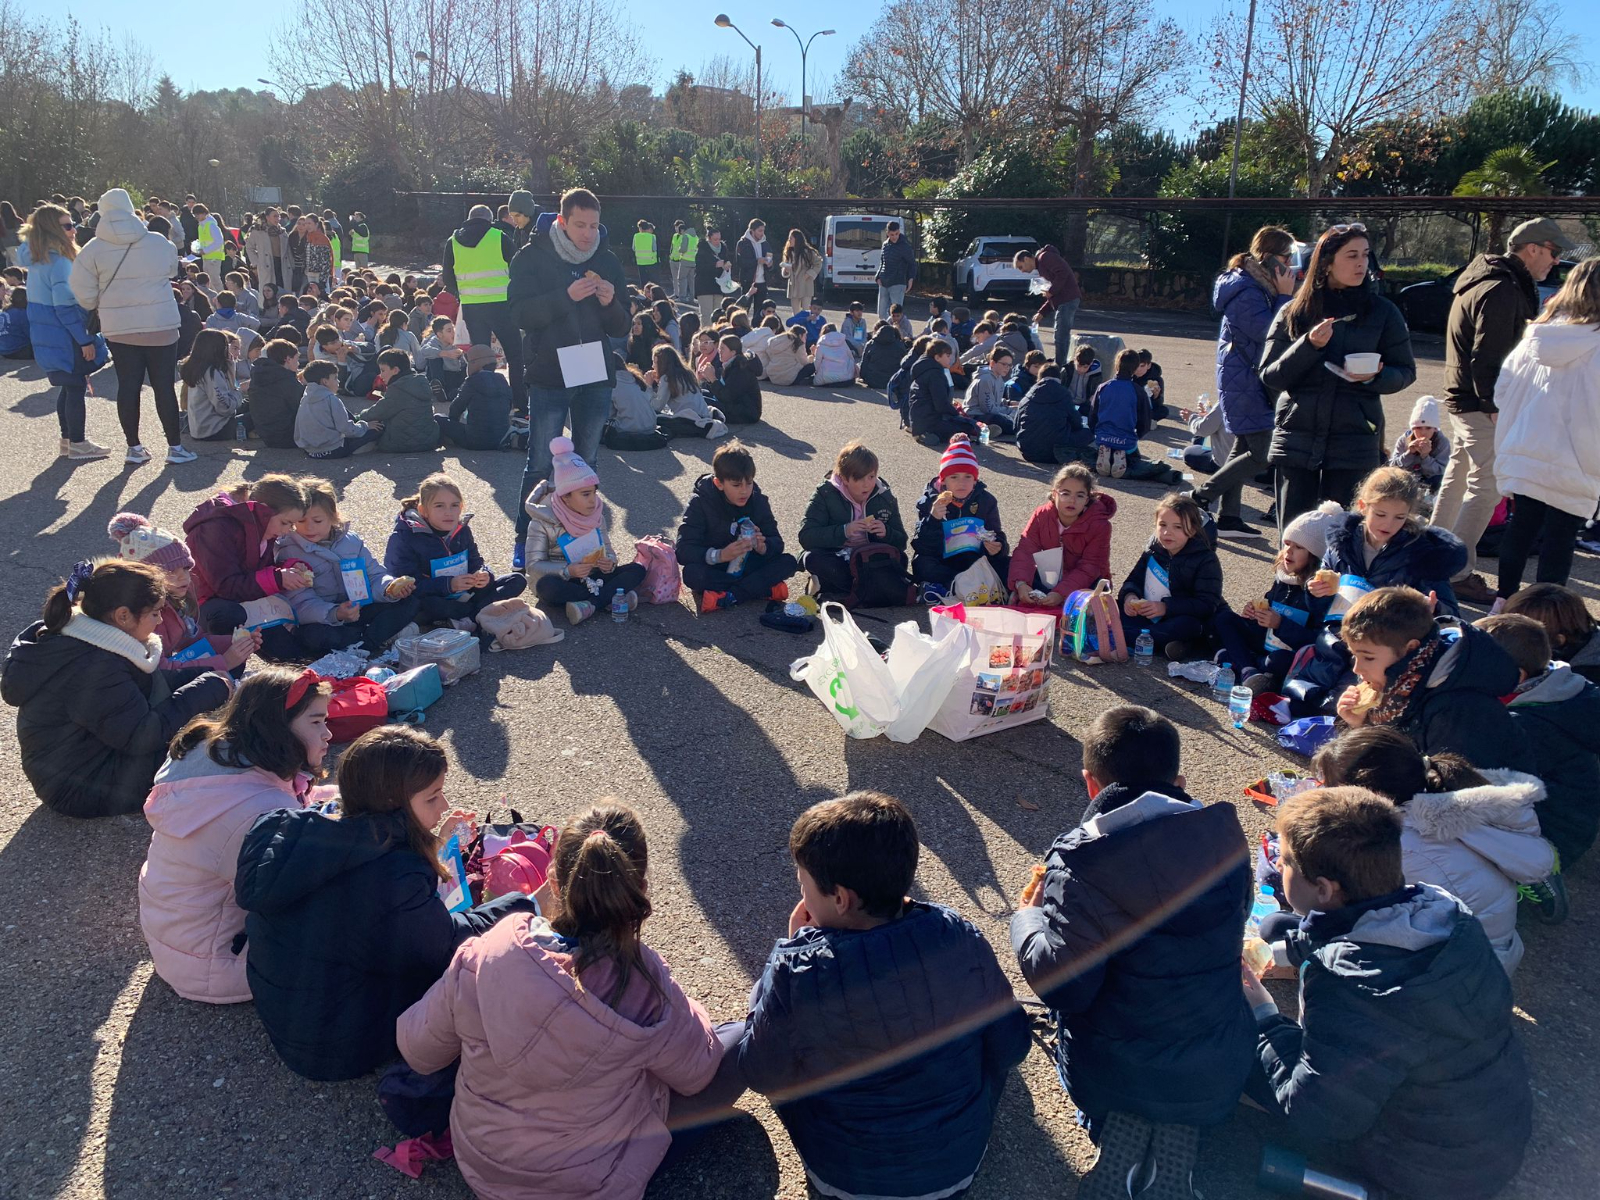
[963,364,1007,420]
[1007,493,1116,597]
[1088,376,1148,451]
[1014,377,1090,464]
[1241,575,1331,654]
[398,913,722,1200]
[153,602,227,673]
[811,329,856,386]
[294,382,369,455]
[674,474,784,566]
[384,508,487,607]
[247,357,302,448]
[906,356,959,437]
[356,371,439,452]
[140,749,308,1003]
[522,480,621,583]
[1389,428,1450,480]
[0,305,31,356]
[275,526,400,626]
[911,478,1009,570]
[446,369,512,450]
[609,369,660,435]
[798,475,909,554]
[1254,884,1530,1200]
[653,381,727,439]
[759,331,812,386]
[204,309,259,337]
[419,334,465,378]
[1,615,230,818]
[1506,661,1600,867]
[1320,512,1468,615]
[1117,520,1224,621]
[705,351,763,425]
[183,493,303,607]
[858,326,905,390]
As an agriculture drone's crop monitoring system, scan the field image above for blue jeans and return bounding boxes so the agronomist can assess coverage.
[515,382,610,538]
[876,283,907,323]
[1052,298,1080,365]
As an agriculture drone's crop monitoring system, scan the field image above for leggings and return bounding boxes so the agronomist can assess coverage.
[56,378,87,442]
[415,573,527,625]
[1497,494,1585,597]
[1120,612,1208,655]
[108,339,181,447]
[1212,607,1297,682]
[533,562,648,607]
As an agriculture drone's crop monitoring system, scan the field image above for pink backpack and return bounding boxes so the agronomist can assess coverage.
[632,535,682,604]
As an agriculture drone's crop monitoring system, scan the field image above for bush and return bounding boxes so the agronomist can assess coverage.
[923,142,1070,261]
[1146,157,1305,272]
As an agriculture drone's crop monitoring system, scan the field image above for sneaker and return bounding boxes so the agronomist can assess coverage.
[1577,537,1600,556]
[565,600,596,625]
[1520,874,1569,924]
[697,590,736,613]
[625,590,638,610]
[1163,640,1191,661]
[1096,445,1113,476]
[769,582,789,603]
[59,437,70,457]
[450,617,477,631]
[166,444,198,464]
[1489,596,1507,615]
[1138,1122,1199,1200]
[1215,514,1263,539]
[511,542,526,572]
[1244,672,1279,695]
[1453,572,1496,605]
[1188,490,1213,513]
[125,444,152,465]
[1078,1111,1154,1200]
[67,440,110,461]
[1111,449,1128,479]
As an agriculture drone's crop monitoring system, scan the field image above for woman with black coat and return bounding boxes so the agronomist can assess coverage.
[1259,224,1415,532]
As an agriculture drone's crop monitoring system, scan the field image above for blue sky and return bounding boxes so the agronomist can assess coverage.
[42,0,1600,138]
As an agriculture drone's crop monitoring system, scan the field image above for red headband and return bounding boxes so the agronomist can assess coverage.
[285,668,320,710]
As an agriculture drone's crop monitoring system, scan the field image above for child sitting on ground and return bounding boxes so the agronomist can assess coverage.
[139,667,332,1004]
[183,476,311,659]
[1388,395,1451,494]
[1477,612,1600,874]
[674,441,797,613]
[1133,348,1166,420]
[385,471,528,630]
[235,725,538,1081]
[858,322,905,389]
[736,792,1029,1200]
[295,360,383,459]
[1242,787,1531,1200]
[377,306,423,368]
[1315,725,1553,973]
[810,325,857,387]
[1007,464,1115,610]
[0,285,30,358]
[357,348,440,452]
[1503,582,1600,685]
[437,344,511,451]
[1014,705,1252,1194]
[525,437,646,625]
[885,335,931,421]
[963,344,1015,438]
[1,560,232,818]
[419,315,465,401]
[649,344,728,440]
[1213,501,1340,692]
[910,436,1009,602]
[1089,348,1181,483]
[1006,348,1051,405]
[399,803,724,1200]
[1118,492,1222,660]
[888,302,912,341]
[798,441,910,603]
[907,342,980,444]
[1014,363,1094,466]
[1335,586,1533,772]
[179,329,245,441]
[276,478,420,654]
[701,333,763,425]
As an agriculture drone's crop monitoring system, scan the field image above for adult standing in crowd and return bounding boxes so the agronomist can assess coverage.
[734,218,772,314]
[347,211,372,267]
[507,188,629,562]
[287,215,309,294]
[244,208,294,302]
[441,203,526,415]
[19,203,109,460]
[193,203,226,282]
[179,197,200,250]
[505,191,538,254]
[695,226,731,324]
[1191,225,1298,538]
[669,220,698,301]
[302,215,332,293]
[1491,259,1600,603]
[1434,218,1574,605]
[782,229,822,316]
[1259,223,1416,529]
[71,188,191,466]
[1012,243,1082,366]
[632,220,659,289]
[875,220,917,324]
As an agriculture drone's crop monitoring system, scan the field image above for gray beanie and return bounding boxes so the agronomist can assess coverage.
[508,190,537,218]
[468,204,494,221]
[1281,500,1345,561]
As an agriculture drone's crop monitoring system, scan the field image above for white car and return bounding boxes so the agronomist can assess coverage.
[951,236,1038,304]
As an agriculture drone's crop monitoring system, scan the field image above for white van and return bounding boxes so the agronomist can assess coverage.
[820,214,901,294]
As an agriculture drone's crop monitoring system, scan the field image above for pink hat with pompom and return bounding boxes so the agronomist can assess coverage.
[107,512,193,571]
[549,436,599,497]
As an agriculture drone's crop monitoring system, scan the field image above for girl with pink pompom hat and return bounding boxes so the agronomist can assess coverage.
[522,436,646,625]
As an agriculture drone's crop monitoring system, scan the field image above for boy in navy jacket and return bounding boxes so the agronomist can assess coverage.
[909,436,1009,597]
[674,441,797,612]
[737,792,1029,1200]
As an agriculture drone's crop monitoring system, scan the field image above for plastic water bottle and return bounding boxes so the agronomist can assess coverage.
[610,588,629,624]
[1213,664,1236,703]
[979,423,990,446]
[1229,685,1252,729]
[1133,630,1154,667]
[235,415,247,440]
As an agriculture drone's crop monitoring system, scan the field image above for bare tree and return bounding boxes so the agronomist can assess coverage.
[1455,0,1595,98]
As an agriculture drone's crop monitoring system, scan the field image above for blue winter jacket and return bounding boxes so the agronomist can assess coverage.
[18,243,107,378]
[1088,377,1147,451]
[737,902,1030,1199]
[1014,376,1090,464]
[383,508,488,601]
[1213,267,1289,435]
[1320,512,1467,616]
[1013,782,1254,1125]
[0,306,30,356]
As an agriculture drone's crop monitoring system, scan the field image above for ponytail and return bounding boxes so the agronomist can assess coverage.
[42,559,166,634]
[1315,726,1486,806]
[550,803,662,1008]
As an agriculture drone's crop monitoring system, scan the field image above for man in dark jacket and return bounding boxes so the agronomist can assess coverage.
[1015,705,1253,1190]
[506,189,631,554]
[674,443,797,610]
[248,340,304,449]
[440,204,525,416]
[874,221,917,323]
[1013,244,1082,365]
[1435,218,1573,604]
[1015,368,1095,465]
[694,227,732,324]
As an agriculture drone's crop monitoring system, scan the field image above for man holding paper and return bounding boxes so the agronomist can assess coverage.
[508,188,631,548]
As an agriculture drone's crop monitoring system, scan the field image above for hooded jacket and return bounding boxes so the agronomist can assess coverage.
[139,749,308,1003]
[439,216,512,298]
[185,369,243,440]
[798,475,909,553]
[1400,770,1553,974]
[1255,884,1531,1200]
[1014,375,1093,463]
[274,526,398,626]
[398,913,721,1200]
[858,325,906,389]
[704,350,763,424]
[356,372,439,453]
[758,330,812,387]
[294,381,368,455]
[673,474,784,566]
[0,305,31,356]
[1088,376,1149,451]
[69,188,181,340]
[506,222,631,390]
[1319,512,1468,616]
[1008,493,1116,596]
[234,806,536,1081]
[907,355,959,436]
[964,363,1008,418]
[911,477,1009,568]
[1013,783,1254,1125]
[1491,321,1600,520]
[183,493,293,606]
[811,329,856,385]
[1445,254,1539,416]
[1118,519,1224,620]
[1030,243,1081,318]
[2,616,229,818]
[608,367,659,435]
[1213,265,1290,435]
[1507,662,1600,867]
[1260,289,1416,472]
[384,509,488,601]
[247,358,303,449]
[447,368,513,449]
[741,902,1030,1199]
[1379,623,1534,773]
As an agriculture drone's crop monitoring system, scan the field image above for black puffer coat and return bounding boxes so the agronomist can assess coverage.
[1117,517,1224,621]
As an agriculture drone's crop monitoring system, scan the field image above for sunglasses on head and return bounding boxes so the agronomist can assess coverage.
[1322,223,1367,239]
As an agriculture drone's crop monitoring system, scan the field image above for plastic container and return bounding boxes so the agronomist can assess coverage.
[1229,685,1252,728]
[1259,1145,1371,1198]
[1213,665,1236,703]
[397,627,481,686]
[1134,630,1154,667]
[610,587,629,624]
[1343,352,1381,376]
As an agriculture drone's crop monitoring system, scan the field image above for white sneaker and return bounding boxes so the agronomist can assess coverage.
[67,440,111,461]
[166,444,198,464]
[59,437,70,457]
[125,444,152,464]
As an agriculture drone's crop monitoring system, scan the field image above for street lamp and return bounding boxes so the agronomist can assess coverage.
[1220,0,1258,265]
[715,14,763,199]
[770,19,833,146]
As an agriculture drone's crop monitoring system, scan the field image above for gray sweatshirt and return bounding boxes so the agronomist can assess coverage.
[293,381,368,455]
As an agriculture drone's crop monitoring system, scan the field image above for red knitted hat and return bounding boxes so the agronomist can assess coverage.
[938,435,980,482]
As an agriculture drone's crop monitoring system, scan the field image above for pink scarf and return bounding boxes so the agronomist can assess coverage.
[551,488,606,538]
[831,473,869,547]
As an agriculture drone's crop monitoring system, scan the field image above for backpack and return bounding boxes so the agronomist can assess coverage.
[323,675,390,742]
[1061,579,1128,663]
[844,544,917,609]
[631,534,682,604]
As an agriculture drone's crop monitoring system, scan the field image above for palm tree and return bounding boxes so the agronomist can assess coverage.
[1454,146,1557,248]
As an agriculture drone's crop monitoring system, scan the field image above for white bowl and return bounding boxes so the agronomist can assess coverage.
[1344,352,1381,375]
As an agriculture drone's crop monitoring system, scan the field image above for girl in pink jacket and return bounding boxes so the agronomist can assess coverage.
[138,666,332,1003]
[398,804,725,1200]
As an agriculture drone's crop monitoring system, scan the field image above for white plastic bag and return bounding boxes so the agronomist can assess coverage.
[927,605,1056,741]
[951,556,1007,606]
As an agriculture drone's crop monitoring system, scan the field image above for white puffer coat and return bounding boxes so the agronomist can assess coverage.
[1493,321,1600,519]
[69,189,180,340]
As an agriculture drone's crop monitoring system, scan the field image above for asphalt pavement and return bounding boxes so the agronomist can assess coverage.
[0,291,1595,1200]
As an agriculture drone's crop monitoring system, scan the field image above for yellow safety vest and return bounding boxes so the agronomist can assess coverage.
[329,233,341,268]
[350,228,370,253]
[632,231,658,266]
[198,217,225,260]
[451,228,510,304]
[670,233,698,262]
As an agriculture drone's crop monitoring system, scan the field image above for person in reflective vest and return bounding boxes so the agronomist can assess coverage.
[193,203,226,274]
[441,204,524,414]
[349,213,371,267]
[669,220,699,301]
[632,220,658,288]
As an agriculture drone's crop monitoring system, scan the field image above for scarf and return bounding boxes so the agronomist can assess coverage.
[1237,253,1278,298]
[60,612,162,674]
[551,489,606,538]
[1369,633,1445,728]
[549,220,598,265]
[830,473,869,546]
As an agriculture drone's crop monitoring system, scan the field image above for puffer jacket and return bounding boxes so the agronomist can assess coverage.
[294,382,368,455]
[356,372,439,452]
[522,480,620,582]
[184,369,243,440]
[0,305,31,356]
[506,221,631,389]
[1118,518,1224,620]
[384,508,487,601]
[674,473,784,566]
[19,243,105,377]
[274,526,398,626]
[247,358,302,449]
[798,475,909,553]
[742,902,1030,1199]
[1260,288,1416,471]
[858,326,906,389]
[1319,512,1468,616]
[1014,783,1253,1125]
[1400,771,1553,974]
[1445,254,1538,416]
[1008,493,1117,596]
[183,493,299,607]
[1,615,230,818]
[69,189,182,340]
[759,330,812,386]
[399,913,721,1200]
[907,355,959,436]
[1377,623,1534,773]
[704,351,762,424]
[811,329,856,385]
[140,748,308,1002]
[910,476,1009,569]
[1492,321,1600,520]
[1213,264,1290,435]
[1507,661,1600,867]
[1015,376,1091,463]
[1256,884,1530,1200]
